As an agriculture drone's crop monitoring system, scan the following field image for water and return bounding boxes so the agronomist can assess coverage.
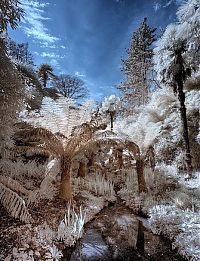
[62,204,184,261]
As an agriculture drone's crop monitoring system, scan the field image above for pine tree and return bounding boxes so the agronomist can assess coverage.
[119,18,156,111]
[0,0,24,33]
[7,40,34,66]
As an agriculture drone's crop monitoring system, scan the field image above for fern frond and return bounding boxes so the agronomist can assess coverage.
[124,140,140,159]
[0,175,30,196]
[0,182,32,223]
[17,146,54,158]
[15,125,64,157]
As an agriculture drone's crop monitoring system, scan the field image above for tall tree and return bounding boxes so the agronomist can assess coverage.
[7,40,34,66]
[0,0,24,33]
[119,18,156,111]
[170,42,193,175]
[52,74,88,101]
[154,0,200,176]
[38,64,56,88]
[0,0,24,150]
[100,95,121,131]
[0,39,24,152]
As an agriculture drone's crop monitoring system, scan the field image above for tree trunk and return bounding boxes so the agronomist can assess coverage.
[173,46,193,177]
[136,159,148,194]
[136,220,144,252]
[110,112,114,131]
[117,148,123,169]
[177,78,193,176]
[87,153,95,173]
[59,156,72,201]
[77,161,87,178]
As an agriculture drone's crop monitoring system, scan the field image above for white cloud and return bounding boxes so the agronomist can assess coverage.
[75,71,86,78]
[163,0,174,8]
[153,2,161,12]
[40,52,65,59]
[50,59,61,69]
[21,0,59,45]
[154,0,184,12]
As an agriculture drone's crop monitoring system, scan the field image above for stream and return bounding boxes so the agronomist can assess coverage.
[62,202,184,261]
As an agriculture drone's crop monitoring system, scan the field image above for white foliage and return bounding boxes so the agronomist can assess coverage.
[36,223,55,245]
[0,159,46,182]
[57,203,86,246]
[154,0,200,82]
[100,95,121,113]
[115,87,178,149]
[12,247,34,261]
[23,97,94,137]
[177,0,200,24]
[74,174,115,199]
[115,85,199,166]
[45,245,63,261]
[149,204,200,260]
[37,159,60,200]
[87,175,115,198]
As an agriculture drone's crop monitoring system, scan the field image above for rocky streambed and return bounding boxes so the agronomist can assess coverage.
[62,203,184,261]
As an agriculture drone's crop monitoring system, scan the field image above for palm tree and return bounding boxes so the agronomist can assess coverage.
[170,41,193,176]
[37,64,56,88]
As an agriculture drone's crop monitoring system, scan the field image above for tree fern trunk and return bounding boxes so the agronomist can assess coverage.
[136,159,147,194]
[77,161,87,178]
[176,78,193,176]
[87,153,94,173]
[110,112,114,131]
[59,156,72,201]
[117,148,123,169]
[136,220,144,252]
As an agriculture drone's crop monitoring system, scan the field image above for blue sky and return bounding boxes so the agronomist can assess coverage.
[10,0,183,101]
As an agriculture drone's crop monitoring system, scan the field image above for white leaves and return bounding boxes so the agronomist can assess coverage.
[149,204,200,260]
[154,0,200,82]
[45,245,63,261]
[36,223,55,245]
[12,247,34,261]
[74,174,115,199]
[57,203,86,246]
[101,95,121,113]
[177,0,200,23]
[24,97,94,138]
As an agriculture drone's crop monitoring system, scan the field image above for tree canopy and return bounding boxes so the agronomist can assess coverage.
[0,0,24,33]
[52,74,88,101]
